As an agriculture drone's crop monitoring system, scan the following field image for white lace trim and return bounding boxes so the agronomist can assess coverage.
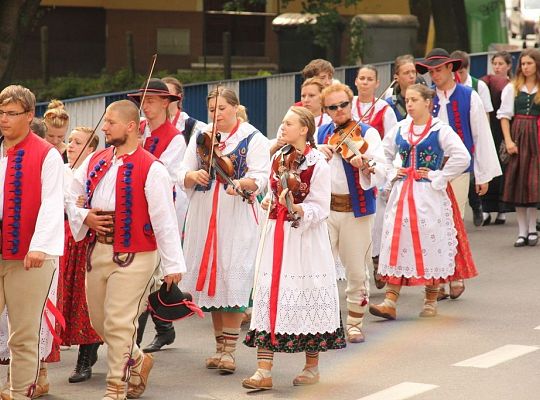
[251,274,341,335]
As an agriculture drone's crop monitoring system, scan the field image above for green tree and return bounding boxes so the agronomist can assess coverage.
[0,0,42,87]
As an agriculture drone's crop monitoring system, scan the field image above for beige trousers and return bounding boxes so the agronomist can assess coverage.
[86,242,157,385]
[0,257,55,400]
[450,172,471,220]
[328,211,373,314]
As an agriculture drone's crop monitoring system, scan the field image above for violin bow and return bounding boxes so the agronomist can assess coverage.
[336,78,397,148]
[208,84,221,176]
[70,54,158,170]
[138,54,158,114]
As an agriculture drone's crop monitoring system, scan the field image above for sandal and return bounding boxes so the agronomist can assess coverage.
[346,322,365,343]
[419,302,437,318]
[514,236,528,247]
[242,369,273,390]
[292,367,320,386]
[217,351,236,374]
[527,232,538,247]
[449,280,465,300]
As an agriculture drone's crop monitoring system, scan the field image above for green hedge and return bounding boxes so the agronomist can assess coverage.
[19,68,271,102]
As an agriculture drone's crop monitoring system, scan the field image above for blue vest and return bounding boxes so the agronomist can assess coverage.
[195,131,257,191]
[318,122,376,218]
[396,127,444,182]
[385,96,407,122]
[432,84,474,172]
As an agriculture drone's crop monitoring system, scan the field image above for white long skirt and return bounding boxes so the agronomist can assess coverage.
[378,181,458,279]
[250,219,341,335]
[182,182,260,308]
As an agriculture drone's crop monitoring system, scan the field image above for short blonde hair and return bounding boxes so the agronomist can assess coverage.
[288,106,317,148]
[321,83,354,105]
[301,77,325,93]
[0,85,36,112]
[44,99,69,129]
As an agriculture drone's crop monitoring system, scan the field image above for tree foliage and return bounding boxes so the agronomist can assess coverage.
[0,0,42,87]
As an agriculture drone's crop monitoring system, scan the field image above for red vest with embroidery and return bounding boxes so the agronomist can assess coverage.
[268,163,316,221]
[369,105,389,139]
[85,146,158,253]
[2,132,53,259]
[141,120,180,159]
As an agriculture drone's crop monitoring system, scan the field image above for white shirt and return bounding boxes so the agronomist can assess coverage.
[327,123,386,194]
[69,150,186,276]
[497,83,538,120]
[142,121,186,185]
[0,145,64,256]
[464,74,494,113]
[351,96,398,135]
[179,121,270,195]
[382,118,471,191]
[434,84,501,184]
[173,111,208,140]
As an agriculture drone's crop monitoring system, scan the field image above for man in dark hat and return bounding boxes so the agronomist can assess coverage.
[69,100,185,400]
[128,78,185,353]
[416,48,501,299]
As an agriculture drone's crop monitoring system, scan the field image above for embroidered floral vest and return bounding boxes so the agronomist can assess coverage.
[396,128,444,181]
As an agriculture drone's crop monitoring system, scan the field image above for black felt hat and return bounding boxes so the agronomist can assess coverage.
[147,283,203,322]
[415,48,462,75]
[128,78,180,103]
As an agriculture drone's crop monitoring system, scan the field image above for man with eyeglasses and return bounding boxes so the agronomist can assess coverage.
[316,83,386,344]
[0,85,64,400]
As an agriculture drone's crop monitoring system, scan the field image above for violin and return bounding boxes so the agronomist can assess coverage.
[272,144,305,228]
[328,120,369,162]
[196,131,254,203]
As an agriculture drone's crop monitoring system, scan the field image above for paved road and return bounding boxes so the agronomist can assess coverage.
[24,211,540,400]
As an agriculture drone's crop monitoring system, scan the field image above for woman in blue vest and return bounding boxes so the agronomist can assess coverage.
[497,49,540,247]
[179,88,270,375]
[369,84,475,320]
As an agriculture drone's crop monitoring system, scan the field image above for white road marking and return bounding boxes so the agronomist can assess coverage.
[453,344,539,368]
[356,382,439,400]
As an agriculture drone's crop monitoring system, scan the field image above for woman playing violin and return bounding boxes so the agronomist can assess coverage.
[369,84,476,320]
[178,88,270,375]
[242,106,345,391]
[316,83,386,344]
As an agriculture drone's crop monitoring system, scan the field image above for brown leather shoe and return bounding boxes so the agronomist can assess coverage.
[437,286,449,301]
[419,302,437,318]
[32,367,49,398]
[369,303,396,320]
[292,368,319,386]
[127,354,154,399]
[102,382,127,400]
[217,352,236,374]
[242,370,273,390]
[205,355,220,369]
[449,281,465,299]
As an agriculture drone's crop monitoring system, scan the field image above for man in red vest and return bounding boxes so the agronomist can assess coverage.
[0,85,64,400]
[128,78,184,353]
[69,100,185,400]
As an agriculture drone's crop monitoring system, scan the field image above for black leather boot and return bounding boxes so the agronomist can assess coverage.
[89,342,101,367]
[142,315,175,353]
[69,344,94,383]
[137,310,150,347]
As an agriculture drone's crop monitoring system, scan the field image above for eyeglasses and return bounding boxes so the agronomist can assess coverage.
[0,110,28,118]
[325,101,350,111]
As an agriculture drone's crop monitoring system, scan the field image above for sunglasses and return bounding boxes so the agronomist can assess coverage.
[325,101,350,111]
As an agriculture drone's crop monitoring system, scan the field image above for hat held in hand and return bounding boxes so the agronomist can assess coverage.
[148,282,203,322]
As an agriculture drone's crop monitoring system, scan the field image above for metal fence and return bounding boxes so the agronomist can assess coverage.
[35,50,521,140]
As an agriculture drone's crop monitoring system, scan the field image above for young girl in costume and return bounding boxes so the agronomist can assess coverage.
[242,106,345,390]
[369,84,477,319]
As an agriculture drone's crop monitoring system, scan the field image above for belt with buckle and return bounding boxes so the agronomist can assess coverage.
[330,193,353,212]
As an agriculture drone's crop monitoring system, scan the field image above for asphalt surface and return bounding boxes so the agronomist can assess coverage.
[24,209,539,400]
